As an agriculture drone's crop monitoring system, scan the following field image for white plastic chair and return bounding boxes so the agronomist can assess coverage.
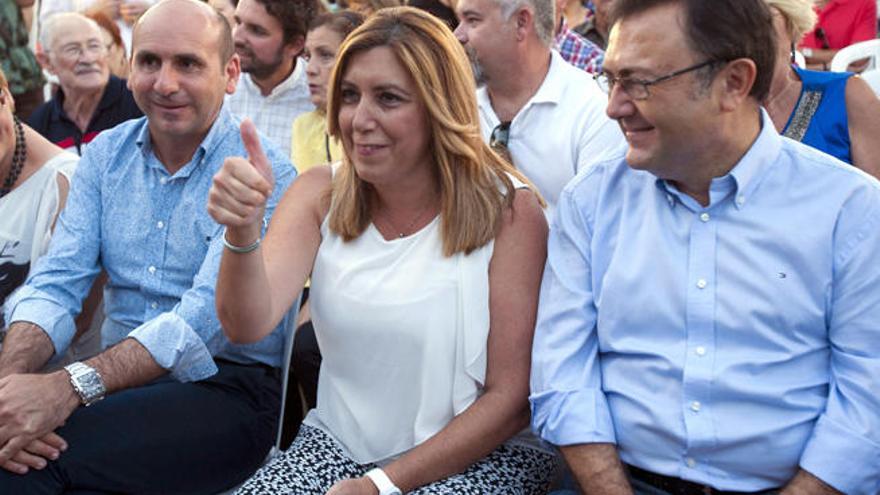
[830,39,880,72]
[794,50,806,69]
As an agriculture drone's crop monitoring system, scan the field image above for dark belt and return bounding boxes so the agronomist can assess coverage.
[626,464,778,495]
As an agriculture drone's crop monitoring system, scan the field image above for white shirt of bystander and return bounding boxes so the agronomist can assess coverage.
[225,61,314,158]
[477,50,623,216]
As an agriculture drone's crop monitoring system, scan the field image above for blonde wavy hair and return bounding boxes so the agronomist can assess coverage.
[764,0,817,41]
[326,7,542,256]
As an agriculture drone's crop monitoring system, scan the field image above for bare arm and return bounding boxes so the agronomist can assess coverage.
[210,156,328,343]
[560,443,632,495]
[0,323,55,378]
[781,470,843,495]
[845,75,880,179]
[369,190,548,492]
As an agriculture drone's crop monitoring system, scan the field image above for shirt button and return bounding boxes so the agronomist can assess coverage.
[159,177,168,185]
[148,266,156,274]
[150,301,158,309]
[686,457,697,468]
[736,195,745,206]
[156,221,164,229]
[696,279,707,289]
[695,346,707,356]
[699,212,710,222]
[691,401,701,412]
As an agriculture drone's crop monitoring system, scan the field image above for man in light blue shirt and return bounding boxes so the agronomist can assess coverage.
[0,1,295,493]
[530,1,880,494]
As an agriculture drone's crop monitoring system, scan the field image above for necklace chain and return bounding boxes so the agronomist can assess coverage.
[379,200,434,239]
[0,116,26,199]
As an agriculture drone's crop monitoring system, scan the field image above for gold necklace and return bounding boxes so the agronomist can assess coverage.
[379,201,435,238]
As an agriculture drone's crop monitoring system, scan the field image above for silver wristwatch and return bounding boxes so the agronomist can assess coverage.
[64,362,106,407]
[365,468,402,495]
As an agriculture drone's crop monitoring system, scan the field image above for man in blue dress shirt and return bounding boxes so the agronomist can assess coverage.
[530,0,880,494]
[0,0,295,493]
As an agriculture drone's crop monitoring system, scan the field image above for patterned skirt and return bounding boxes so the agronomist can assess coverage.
[235,424,560,494]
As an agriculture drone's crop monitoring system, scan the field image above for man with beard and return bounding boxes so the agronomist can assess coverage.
[454,0,622,215]
[225,0,323,157]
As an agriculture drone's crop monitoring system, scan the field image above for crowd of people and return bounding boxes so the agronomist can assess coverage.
[0,0,878,494]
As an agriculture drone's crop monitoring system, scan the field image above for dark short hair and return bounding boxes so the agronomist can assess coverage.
[609,0,776,101]
[308,10,365,38]
[258,0,327,45]
[214,7,235,63]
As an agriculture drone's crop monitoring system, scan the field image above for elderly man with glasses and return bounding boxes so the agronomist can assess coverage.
[531,0,880,494]
[29,12,142,155]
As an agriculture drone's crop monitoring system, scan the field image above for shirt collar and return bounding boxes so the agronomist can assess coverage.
[242,59,306,99]
[555,18,570,42]
[135,106,236,179]
[656,108,781,210]
[476,50,566,126]
[530,51,568,106]
[50,75,120,123]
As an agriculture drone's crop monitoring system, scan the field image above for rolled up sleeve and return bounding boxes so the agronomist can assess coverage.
[529,176,616,446]
[798,187,880,495]
[129,150,296,382]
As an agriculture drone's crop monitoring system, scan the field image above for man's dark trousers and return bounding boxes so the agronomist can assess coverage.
[0,360,280,494]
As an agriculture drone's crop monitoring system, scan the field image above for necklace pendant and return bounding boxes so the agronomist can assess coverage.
[398,232,406,238]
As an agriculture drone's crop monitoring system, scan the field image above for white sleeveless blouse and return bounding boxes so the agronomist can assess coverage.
[305,175,526,464]
[0,153,77,314]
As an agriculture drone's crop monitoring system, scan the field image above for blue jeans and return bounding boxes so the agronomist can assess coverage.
[0,360,280,494]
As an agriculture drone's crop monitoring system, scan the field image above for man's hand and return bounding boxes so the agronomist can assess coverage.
[0,372,79,473]
[1,433,68,475]
[325,477,379,495]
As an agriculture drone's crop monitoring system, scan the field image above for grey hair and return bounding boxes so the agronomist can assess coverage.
[496,0,555,45]
[40,13,102,52]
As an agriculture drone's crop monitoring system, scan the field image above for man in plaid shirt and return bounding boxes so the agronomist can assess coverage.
[553,0,604,73]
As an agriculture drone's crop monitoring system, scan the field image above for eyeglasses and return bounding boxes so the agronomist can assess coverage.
[594,60,721,100]
[55,41,107,61]
[490,121,511,150]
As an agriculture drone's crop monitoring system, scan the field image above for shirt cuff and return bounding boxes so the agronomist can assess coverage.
[799,415,880,495]
[4,286,75,357]
[127,312,218,382]
[529,388,617,446]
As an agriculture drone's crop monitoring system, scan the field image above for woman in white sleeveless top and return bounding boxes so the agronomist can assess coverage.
[210,8,558,494]
[0,68,104,368]
[0,68,78,324]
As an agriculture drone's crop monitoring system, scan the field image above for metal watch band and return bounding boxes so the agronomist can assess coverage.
[365,468,402,495]
[64,361,106,407]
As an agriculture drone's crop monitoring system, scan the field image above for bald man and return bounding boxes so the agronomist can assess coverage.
[0,1,295,492]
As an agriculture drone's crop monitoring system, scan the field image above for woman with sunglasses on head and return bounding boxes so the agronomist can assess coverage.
[763,0,880,178]
[210,7,558,494]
